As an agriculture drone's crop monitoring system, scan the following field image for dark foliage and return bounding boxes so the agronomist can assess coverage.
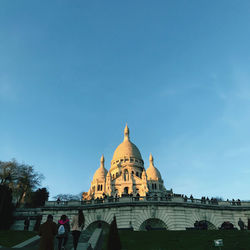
[0,184,15,229]
[107,216,121,250]
[33,215,42,231]
[26,188,49,208]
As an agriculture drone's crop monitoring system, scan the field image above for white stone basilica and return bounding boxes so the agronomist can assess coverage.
[86,125,170,199]
[13,124,250,233]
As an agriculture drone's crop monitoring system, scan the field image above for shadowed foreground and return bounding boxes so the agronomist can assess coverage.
[102,230,250,250]
[0,231,37,248]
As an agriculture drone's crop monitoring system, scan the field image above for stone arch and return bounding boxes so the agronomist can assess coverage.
[203,220,217,230]
[194,220,217,230]
[85,220,110,234]
[220,221,235,230]
[139,218,167,231]
[187,211,220,229]
[133,207,173,230]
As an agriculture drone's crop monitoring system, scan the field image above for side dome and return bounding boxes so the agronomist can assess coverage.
[112,124,142,161]
[146,154,162,181]
[93,155,108,181]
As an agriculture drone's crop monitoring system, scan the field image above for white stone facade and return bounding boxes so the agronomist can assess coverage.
[87,125,169,199]
[13,198,250,231]
[11,125,250,232]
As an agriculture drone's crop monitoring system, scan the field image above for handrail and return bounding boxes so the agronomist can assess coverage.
[44,196,250,207]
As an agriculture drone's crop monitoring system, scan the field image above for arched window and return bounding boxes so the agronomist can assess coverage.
[116,172,119,178]
[136,172,139,177]
[124,187,129,194]
[124,169,129,181]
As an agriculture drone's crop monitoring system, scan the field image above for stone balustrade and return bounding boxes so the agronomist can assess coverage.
[13,195,250,232]
[44,196,250,208]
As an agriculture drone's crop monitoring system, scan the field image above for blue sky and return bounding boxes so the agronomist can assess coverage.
[1,0,250,200]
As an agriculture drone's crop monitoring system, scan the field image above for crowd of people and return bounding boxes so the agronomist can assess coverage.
[38,209,85,250]
[82,192,172,203]
[200,196,218,205]
[230,199,242,205]
[182,195,242,206]
[56,193,244,208]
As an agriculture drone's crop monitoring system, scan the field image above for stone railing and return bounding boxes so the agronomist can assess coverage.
[44,196,250,208]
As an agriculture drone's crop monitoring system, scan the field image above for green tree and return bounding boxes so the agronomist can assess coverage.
[0,184,15,229]
[107,216,121,250]
[26,188,49,208]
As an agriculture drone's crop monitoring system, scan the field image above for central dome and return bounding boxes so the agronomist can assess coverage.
[112,125,142,161]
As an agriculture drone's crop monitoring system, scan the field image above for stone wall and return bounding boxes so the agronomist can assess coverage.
[12,197,250,231]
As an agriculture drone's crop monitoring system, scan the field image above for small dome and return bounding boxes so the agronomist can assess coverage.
[146,154,162,181]
[146,166,162,181]
[112,125,142,161]
[93,155,108,181]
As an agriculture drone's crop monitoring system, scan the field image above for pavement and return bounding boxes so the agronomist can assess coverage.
[0,230,92,250]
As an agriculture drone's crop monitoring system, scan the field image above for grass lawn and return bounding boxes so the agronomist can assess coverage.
[103,230,250,250]
[0,230,37,247]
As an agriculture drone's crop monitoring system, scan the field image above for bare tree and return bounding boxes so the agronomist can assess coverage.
[0,160,44,207]
[53,192,84,201]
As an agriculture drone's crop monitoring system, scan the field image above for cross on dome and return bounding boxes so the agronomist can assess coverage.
[124,123,130,141]
[149,153,154,166]
[100,154,104,164]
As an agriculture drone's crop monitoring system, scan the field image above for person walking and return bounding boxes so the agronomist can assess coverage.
[57,215,70,250]
[39,214,57,250]
[238,218,245,230]
[24,217,30,231]
[71,210,85,250]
